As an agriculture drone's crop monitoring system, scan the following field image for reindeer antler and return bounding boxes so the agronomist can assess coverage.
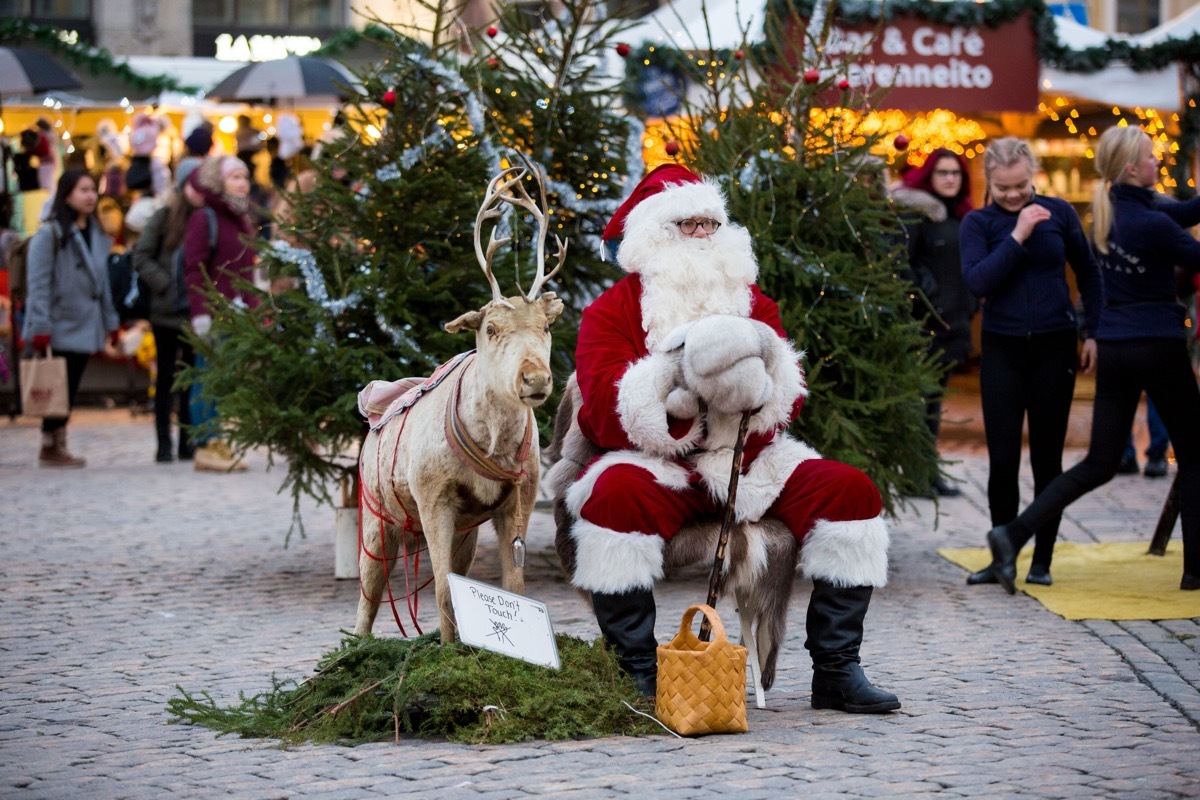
[506,152,567,302]
[475,166,527,304]
[475,156,568,303]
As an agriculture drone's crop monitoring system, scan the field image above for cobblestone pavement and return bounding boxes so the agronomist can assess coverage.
[1,405,1197,799]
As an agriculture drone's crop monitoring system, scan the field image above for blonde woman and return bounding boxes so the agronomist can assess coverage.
[980,126,1200,593]
[960,137,1102,587]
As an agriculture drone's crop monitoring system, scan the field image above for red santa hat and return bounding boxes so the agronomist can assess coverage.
[602,164,728,242]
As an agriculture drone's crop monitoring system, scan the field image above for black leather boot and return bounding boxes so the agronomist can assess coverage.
[805,580,900,713]
[591,588,658,697]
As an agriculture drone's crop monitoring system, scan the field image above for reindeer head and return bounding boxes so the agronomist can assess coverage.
[445,162,567,408]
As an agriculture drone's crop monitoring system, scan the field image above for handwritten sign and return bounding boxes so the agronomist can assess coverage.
[447,574,560,669]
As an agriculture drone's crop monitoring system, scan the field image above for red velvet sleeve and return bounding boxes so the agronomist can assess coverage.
[574,276,645,451]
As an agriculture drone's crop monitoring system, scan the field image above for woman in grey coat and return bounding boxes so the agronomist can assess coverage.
[22,169,120,467]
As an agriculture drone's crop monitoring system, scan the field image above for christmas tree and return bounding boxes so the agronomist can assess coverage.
[188,0,637,517]
[641,0,943,509]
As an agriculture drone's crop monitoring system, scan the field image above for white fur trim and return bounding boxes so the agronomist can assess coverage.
[565,450,691,517]
[569,518,666,592]
[621,179,728,247]
[799,516,890,588]
[616,352,704,457]
[750,333,807,433]
[691,435,820,522]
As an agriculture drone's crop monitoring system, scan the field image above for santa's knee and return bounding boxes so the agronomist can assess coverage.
[793,464,889,589]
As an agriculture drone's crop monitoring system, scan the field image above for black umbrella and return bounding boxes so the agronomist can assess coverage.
[205,55,355,104]
[0,46,82,97]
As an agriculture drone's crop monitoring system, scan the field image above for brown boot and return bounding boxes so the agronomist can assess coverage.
[39,429,86,468]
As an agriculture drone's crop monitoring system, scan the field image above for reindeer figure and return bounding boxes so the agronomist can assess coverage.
[355,163,566,644]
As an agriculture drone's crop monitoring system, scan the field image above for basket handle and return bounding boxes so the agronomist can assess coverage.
[677,604,729,645]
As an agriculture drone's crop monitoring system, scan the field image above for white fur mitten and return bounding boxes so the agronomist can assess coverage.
[682,315,775,414]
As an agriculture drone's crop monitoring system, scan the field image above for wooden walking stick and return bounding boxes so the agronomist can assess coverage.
[699,410,753,642]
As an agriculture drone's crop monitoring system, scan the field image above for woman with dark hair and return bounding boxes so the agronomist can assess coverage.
[893,148,976,497]
[21,169,120,467]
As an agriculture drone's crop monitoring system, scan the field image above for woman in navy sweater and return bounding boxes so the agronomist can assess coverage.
[981,126,1200,593]
[960,138,1102,588]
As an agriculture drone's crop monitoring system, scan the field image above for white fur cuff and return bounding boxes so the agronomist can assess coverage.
[569,519,666,593]
[616,352,703,457]
[799,516,890,588]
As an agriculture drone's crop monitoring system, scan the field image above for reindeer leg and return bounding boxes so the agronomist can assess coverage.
[735,586,767,709]
[417,505,460,645]
[355,519,403,635]
[450,527,479,579]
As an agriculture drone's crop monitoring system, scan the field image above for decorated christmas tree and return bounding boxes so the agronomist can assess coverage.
[635,0,944,508]
[189,0,637,517]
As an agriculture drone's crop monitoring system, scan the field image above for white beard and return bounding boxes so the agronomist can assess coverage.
[635,225,758,352]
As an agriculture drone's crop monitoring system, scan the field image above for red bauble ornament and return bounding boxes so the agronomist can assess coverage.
[893,133,910,151]
[734,49,744,60]
[381,89,397,108]
[616,42,631,57]
[487,57,500,69]
[665,141,680,156]
[803,68,820,84]
[837,78,850,90]
[486,25,498,37]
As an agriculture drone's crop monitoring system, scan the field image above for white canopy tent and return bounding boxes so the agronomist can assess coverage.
[1039,15,1181,112]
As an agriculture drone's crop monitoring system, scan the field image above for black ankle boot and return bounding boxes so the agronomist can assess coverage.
[805,580,900,714]
[591,588,658,697]
[966,565,998,585]
[986,526,1018,595]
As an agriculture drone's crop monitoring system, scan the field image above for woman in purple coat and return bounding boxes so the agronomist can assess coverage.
[183,155,259,473]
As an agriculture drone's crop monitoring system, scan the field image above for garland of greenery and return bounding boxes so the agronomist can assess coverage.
[0,19,193,94]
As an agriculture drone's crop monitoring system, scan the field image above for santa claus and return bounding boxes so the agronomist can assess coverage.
[562,164,899,713]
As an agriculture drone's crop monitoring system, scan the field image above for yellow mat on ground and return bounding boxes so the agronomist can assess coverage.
[938,541,1199,621]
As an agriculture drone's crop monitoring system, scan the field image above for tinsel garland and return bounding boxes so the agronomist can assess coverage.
[0,19,192,94]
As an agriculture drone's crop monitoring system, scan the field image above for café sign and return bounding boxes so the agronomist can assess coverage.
[215,33,323,62]
[798,12,1039,113]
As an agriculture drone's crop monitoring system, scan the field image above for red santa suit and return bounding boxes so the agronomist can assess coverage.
[564,165,890,595]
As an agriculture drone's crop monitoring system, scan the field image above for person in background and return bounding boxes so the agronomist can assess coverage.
[977,126,1200,593]
[13,129,43,194]
[1117,396,1170,477]
[178,122,214,179]
[234,115,263,175]
[183,155,259,473]
[94,119,127,199]
[21,169,120,467]
[33,118,58,192]
[960,137,1102,588]
[893,147,976,498]
[133,160,204,463]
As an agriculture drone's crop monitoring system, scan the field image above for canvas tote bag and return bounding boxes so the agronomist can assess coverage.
[655,604,748,736]
[20,349,70,417]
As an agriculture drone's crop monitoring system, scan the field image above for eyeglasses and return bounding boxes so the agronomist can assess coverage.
[675,218,721,234]
[933,169,963,178]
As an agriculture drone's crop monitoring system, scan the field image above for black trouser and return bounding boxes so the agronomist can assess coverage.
[41,350,92,433]
[1014,338,1200,576]
[152,324,195,449]
[926,368,953,440]
[980,329,1079,567]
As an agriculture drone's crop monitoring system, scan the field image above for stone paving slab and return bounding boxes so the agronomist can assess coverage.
[0,408,1197,799]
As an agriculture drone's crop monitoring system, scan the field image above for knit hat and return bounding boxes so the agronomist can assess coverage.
[175,157,202,191]
[603,163,728,243]
[184,124,214,157]
[219,155,250,181]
